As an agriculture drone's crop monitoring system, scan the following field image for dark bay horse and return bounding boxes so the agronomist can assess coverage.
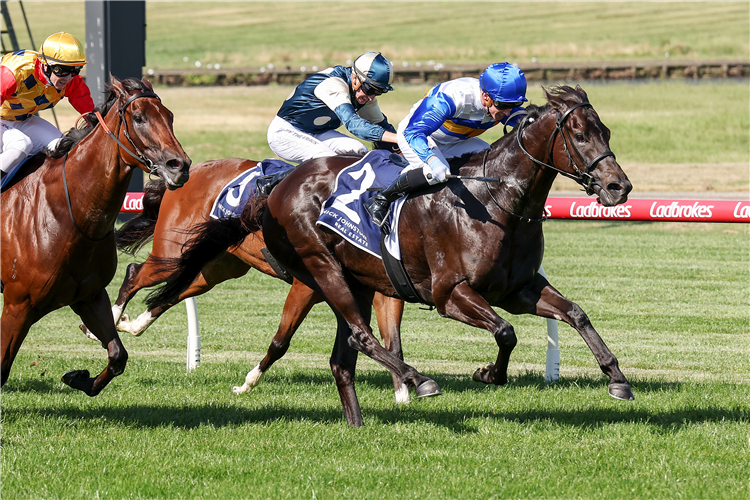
[1,76,191,395]
[151,85,633,426]
[84,159,408,399]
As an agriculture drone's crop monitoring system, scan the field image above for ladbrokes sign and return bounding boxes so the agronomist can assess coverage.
[544,198,749,223]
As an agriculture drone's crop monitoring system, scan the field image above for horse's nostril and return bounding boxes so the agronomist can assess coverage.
[166,159,182,170]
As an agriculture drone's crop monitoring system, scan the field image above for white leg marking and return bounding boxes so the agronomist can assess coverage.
[232,364,263,395]
[394,383,410,404]
[117,310,154,336]
[111,304,124,324]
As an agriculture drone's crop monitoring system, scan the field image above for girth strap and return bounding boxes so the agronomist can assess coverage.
[379,238,424,304]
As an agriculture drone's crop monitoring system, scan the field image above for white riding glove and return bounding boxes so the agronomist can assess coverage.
[424,156,449,185]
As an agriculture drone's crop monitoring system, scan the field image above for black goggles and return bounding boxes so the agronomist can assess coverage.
[491,98,524,110]
[51,65,82,77]
[361,80,386,97]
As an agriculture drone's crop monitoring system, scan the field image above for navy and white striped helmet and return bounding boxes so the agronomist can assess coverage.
[352,52,394,92]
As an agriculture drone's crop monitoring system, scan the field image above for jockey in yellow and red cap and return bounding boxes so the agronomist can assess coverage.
[1,32,94,181]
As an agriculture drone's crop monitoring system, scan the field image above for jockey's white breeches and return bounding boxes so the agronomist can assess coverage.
[1,116,62,173]
[267,115,368,164]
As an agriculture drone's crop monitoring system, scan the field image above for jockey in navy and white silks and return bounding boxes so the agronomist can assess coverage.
[365,62,528,228]
[266,52,399,164]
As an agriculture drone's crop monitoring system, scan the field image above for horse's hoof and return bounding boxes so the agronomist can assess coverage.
[415,380,442,398]
[61,369,90,387]
[609,382,635,400]
[472,363,494,384]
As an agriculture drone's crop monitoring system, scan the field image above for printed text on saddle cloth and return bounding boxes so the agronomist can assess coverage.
[317,150,404,257]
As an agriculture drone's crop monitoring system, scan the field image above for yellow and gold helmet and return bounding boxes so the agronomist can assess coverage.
[38,32,86,66]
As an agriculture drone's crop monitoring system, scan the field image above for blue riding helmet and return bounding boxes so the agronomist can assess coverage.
[479,62,528,105]
[352,52,395,93]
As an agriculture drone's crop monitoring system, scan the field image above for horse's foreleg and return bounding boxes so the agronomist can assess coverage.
[501,274,634,400]
[372,293,409,403]
[65,289,128,396]
[78,263,145,340]
[1,301,35,386]
[233,280,322,395]
[439,281,517,386]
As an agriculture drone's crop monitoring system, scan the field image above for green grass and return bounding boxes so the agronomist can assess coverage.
[5,1,749,70]
[2,3,749,498]
[2,222,748,499]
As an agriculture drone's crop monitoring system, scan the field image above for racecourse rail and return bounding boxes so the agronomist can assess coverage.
[119,193,750,377]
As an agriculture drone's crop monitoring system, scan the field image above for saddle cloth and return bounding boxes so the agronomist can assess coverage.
[0,154,33,191]
[209,158,293,219]
[316,150,406,258]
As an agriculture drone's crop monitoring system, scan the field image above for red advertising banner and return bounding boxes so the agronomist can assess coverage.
[544,198,750,223]
[121,192,750,223]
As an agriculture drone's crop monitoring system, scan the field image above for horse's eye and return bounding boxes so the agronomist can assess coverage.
[575,133,585,142]
[133,113,145,124]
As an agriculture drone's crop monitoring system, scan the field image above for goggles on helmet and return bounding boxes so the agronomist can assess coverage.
[50,65,82,77]
[360,79,386,96]
[489,97,524,110]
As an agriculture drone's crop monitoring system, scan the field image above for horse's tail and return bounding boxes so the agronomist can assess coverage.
[144,202,258,310]
[240,192,268,234]
[115,180,167,254]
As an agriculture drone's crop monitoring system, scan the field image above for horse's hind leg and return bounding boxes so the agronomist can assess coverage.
[437,281,518,386]
[330,310,363,427]
[372,293,409,403]
[233,279,322,395]
[64,289,128,396]
[501,274,634,400]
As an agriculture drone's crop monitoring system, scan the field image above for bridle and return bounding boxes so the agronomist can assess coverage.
[94,91,162,174]
[517,101,615,195]
[62,90,161,241]
[481,101,614,223]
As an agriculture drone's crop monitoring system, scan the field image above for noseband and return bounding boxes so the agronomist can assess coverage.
[94,91,161,174]
[517,101,616,195]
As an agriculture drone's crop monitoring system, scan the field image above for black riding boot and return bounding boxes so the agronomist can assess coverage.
[255,167,295,196]
[364,168,430,229]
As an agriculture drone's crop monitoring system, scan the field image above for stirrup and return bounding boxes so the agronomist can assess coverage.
[364,196,391,228]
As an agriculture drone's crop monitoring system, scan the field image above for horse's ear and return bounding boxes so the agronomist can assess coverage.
[109,75,129,101]
[575,84,589,103]
[141,76,154,92]
[541,85,551,101]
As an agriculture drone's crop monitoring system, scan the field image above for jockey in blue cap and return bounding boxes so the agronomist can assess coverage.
[266,52,399,165]
[365,62,527,228]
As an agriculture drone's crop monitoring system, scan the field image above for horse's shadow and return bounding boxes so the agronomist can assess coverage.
[3,371,746,433]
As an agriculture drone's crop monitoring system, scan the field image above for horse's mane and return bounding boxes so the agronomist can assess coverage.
[49,78,150,158]
[451,85,588,167]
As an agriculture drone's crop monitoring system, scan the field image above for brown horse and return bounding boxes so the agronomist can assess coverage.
[84,158,409,399]
[1,77,191,395]
[151,85,633,426]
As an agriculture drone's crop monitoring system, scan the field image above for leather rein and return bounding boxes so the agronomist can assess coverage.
[482,101,615,223]
[62,91,161,241]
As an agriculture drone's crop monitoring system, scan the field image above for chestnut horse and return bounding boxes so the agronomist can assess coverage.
[1,77,191,395]
[151,85,634,426]
[86,158,407,398]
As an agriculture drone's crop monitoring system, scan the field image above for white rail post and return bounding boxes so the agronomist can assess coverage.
[185,297,201,371]
[538,265,560,382]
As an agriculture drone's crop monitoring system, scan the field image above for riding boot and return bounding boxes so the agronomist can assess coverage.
[364,168,429,229]
[255,167,295,196]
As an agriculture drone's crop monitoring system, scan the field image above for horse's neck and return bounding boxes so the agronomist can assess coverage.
[486,111,559,217]
[62,120,135,227]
